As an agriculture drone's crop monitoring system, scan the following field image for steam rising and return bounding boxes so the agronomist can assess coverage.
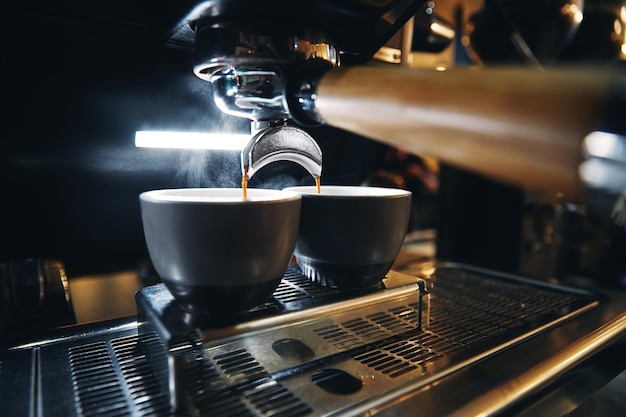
[174,150,241,188]
[149,74,316,190]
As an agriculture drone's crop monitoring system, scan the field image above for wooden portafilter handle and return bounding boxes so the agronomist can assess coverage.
[304,65,624,202]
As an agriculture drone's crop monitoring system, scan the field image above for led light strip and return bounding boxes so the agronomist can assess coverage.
[135,131,250,150]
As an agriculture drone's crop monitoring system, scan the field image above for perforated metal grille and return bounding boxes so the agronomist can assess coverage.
[69,336,171,417]
[110,335,170,416]
[432,268,581,328]
[347,267,596,380]
[214,349,269,382]
[57,265,597,416]
[65,333,313,417]
[189,350,312,417]
[195,376,312,417]
[312,301,424,351]
[351,330,457,378]
[69,342,131,417]
[272,267,340,304]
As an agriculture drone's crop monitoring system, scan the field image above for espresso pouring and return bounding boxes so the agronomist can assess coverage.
[241,166,321,199]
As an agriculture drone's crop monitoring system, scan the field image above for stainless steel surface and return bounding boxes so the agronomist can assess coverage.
[136,266,430,411]
[3,261,624,416]
[378,261,626,417]
[447,311,626,417]
[170,0,426,64]
[242,124,323,180]
[208,66,291,122]
[194,31,338,78]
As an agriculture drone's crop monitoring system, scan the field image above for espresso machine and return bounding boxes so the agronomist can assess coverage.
[2,1,626,416]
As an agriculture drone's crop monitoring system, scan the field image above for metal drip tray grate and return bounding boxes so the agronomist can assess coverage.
[133,265,597,416]
[272,268,342,304]
[0,263,601,417]
[134,266,430,414]
[68,336,171,417]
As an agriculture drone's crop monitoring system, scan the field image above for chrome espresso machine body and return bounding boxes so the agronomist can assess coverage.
[2,1,626,416]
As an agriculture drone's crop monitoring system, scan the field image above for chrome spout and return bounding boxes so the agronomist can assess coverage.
[241,122,322,181]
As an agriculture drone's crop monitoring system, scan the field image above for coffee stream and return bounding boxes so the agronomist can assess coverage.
[242,165,249,199]
[241,165,321,199]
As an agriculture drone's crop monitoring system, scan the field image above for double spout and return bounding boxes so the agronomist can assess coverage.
[241,121,322,184]
[207,63,326,185]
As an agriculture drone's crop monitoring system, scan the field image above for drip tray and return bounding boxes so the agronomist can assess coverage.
[0,262,606,417]
[135,266,431,413]
[134,264,598,416]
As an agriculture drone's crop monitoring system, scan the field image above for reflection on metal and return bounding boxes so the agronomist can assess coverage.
[430,21,456,40]
[150,261,596,415]
[208,66,291,122]
[2,262,626,416]
[447,312,626,417]
[374,47,403,64]
[401,17,415,67]
[241,124,323,181]
[373,1,455,66]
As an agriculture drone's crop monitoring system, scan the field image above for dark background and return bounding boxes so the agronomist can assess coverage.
[0,2,392,276]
